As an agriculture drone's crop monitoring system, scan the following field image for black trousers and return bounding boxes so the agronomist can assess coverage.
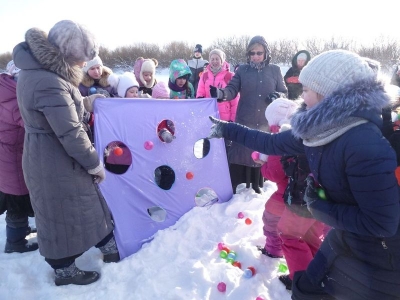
[45,231,114,269]
[229,164,263,193]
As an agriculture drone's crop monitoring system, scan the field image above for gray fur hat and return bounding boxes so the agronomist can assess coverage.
[299,50,379,97]
[48,20,98,64]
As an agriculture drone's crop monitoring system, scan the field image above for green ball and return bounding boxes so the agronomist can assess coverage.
[220,250,228,259]
[317,188,326,200]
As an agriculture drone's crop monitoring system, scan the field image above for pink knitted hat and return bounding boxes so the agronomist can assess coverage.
[152,81,170,99]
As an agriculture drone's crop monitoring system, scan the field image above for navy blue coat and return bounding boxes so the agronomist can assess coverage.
[222,80,400,299]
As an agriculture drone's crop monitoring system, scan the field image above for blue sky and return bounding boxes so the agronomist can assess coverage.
[1,0,399,54]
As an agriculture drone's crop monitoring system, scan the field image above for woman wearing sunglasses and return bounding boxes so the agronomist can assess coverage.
[210,35,287,194]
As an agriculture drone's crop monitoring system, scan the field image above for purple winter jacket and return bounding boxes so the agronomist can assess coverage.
[0,73,29,195]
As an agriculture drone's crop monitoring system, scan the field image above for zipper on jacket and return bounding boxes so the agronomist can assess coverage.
[381,239,388,250]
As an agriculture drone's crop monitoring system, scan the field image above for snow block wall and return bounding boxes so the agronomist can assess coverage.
[94,98,233,259]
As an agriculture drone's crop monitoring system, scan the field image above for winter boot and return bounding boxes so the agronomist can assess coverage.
[26,226,37,236]
[256,245,283,258]
[5,240,38,253]
[54,262,100,286]
[5,226,38,253]
[279,274,293,290]
[99,236,120,263]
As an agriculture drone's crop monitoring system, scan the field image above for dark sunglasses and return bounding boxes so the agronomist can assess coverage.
[249,51,264,56]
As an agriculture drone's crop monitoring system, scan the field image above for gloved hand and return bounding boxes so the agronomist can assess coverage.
[83,94,106,112]
[210,85,225,101]
[91,167,106,184]
[158,128,175,143]
[208,116,228,139]
[304,175,319,211]
[265,92,282,104]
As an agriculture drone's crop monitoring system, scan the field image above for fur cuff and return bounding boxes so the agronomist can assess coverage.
[88,163,103,175]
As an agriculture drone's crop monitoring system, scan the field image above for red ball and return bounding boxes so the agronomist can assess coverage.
[186,172,194,180]
[245,218,252,225]
[221,246,230,253]
[232,261,242,269]
[113,146,123,156]
[248,266,256,275]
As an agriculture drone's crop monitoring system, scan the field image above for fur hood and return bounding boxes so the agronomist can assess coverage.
[80,65,113,88]
[291,80,390,140]
[13,27,83,87]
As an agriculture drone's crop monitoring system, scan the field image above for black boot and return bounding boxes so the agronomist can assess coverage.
[5,240,38,253]
[5,226,38,253]
[55,262,100,286]
[279,274,293,290]
[26,226,37,236]
[99,236,120,263]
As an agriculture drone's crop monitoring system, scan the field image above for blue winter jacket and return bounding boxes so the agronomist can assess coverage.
[221,80,400,299]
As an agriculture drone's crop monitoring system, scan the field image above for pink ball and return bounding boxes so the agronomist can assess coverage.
[217,282,226,292]
[237,212,244,219]
[217,242,225,251]
[256,297,265,300]
[251,151,259,160]
[144,141,154,150]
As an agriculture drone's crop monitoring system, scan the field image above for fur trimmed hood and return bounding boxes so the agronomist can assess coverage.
[13,28,83,87]
[291,80,390,140]
[80,65,113,88]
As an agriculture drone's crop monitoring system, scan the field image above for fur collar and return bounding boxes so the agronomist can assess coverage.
[25,28,83,87]
[80,66,113,88]
[291,80,390,141]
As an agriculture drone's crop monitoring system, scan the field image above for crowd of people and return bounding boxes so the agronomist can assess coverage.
[1,18,399,300]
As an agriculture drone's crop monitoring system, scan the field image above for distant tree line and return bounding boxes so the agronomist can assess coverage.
[1,35,400,75]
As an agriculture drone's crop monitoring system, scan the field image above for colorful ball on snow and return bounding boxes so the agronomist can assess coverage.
[113,146,123,156]
[232,261,242,269]
[221,246,230,253]
[217,282,226,292]
[245,218,252,225]
[220,250,228,259]
[144,141,153,150]
[243,266,256,278]
[227,251,237,261]
[278,263,288,273]
[217,242,225,251]
[237,212,244,219]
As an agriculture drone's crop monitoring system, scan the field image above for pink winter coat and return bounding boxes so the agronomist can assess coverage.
[0,74,29,195]
[196,62,239,122]
[261,155,287,216]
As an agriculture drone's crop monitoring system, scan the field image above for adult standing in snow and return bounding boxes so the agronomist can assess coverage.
[187,44,208,95]
[13,20,119,286]
[209,35,288,194]
[0,61,37,254]
[208,49,400,300]
[284,50,311,100]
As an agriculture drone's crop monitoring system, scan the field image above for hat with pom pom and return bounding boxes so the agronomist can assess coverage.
[152,81,170,99]
[108,72,139,98]
[299,49,379,97]
[194,44,203,53]
[265,98,299,131]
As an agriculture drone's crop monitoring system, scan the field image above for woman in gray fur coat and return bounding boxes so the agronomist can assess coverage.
[12,20,119,286]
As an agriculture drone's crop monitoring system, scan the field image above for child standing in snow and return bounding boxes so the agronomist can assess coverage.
[168,59,195,99]
[254,98,299,260]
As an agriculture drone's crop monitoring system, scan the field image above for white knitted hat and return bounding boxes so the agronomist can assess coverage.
[83,56,103,73]
[209,49,226,64]
[6,60,20,76]
[108,72,139,97]
[297,53,307,61]
[299,50,378,97]
[265,98,299,126]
